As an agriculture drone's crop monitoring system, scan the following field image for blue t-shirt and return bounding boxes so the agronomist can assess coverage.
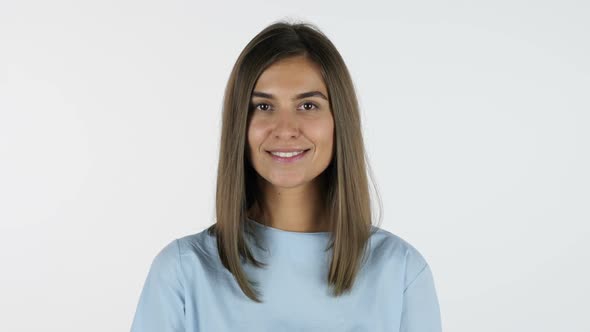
[130,218,442,331]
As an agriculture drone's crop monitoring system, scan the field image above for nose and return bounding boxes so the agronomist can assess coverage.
[272,110,300,139]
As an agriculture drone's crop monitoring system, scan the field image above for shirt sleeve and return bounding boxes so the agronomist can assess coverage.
[130,239,186,332]
[400,263,442,332]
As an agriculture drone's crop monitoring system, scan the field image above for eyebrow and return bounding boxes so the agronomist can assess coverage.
[251,90,329,101]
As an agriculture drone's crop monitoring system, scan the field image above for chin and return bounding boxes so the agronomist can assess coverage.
[272,182,306,190]
[266,175,309,189]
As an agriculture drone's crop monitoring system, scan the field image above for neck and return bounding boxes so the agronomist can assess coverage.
[248,174,329,232]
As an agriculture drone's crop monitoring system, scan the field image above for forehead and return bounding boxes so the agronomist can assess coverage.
[253,56,327,95]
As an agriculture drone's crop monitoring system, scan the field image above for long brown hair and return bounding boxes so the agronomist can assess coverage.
[206,19,382,303]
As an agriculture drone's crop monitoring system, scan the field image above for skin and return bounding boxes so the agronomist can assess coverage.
[246,55,334,233]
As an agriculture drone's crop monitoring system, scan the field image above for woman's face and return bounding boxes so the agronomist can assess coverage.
[247,55,334,190]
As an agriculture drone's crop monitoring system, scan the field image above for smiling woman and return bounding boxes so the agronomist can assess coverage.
[130,19,442,332]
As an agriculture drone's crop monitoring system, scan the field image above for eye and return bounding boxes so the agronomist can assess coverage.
[300,102,319,111]
[251,101,319,112]
[252,102,272,112]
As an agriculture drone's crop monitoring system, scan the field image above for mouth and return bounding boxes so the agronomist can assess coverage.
[266,149,311,163]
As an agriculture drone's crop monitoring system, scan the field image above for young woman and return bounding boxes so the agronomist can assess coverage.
[131,20,442,332]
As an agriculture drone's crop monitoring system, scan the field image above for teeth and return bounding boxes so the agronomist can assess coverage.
[270,150,305,158]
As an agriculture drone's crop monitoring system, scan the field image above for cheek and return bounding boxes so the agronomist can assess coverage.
[247,120,265,152]
[310,116,334,149]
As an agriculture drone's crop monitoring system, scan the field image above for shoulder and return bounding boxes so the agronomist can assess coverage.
[175,226,217,258]
[369,225,431,289]
[147,227,218,277]
[150,237,181,271]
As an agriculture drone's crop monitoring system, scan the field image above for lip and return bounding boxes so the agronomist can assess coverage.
[266,148,311,153]
[267,149,310,163]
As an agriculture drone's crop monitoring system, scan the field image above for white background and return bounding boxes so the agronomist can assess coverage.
[1,1,588,331]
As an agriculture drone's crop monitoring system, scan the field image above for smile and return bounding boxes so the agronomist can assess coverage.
[266,149,310,163]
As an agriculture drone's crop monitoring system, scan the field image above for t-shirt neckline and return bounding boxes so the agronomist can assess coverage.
[245,217,331,237]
